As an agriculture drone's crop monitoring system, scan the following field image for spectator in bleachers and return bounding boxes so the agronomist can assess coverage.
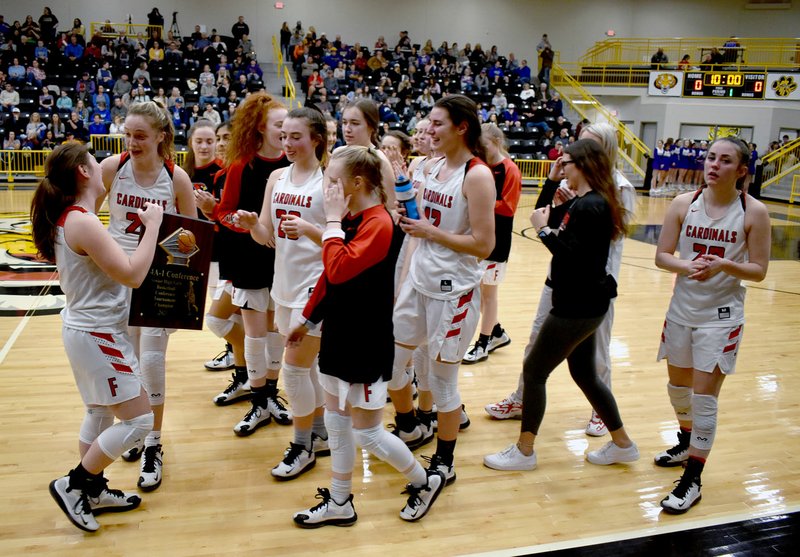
[416,87,435,110]
[514,59,532,84]
[237,34,252,57]
[133,62,151,86]
[7,58,25,86]
[306,69,323,95]
[48,113,64,141]
[56,89,72,111]
[651,47,668,69]
[166,97,186,130]
[546,92,563,117]
[244,59,263,82]
[38,86,54,113]
[519,82,535,101]
[231,16,249,42]
[34,39,49,62]
[194,32,212,53]
[131,84,151,104]
[65,110,86,140]
[92,85,110,109]
[109,114,125,134]
[492,88,508,112]
[152,87,168,106]
[367,50,388,74]
[202,103,221,126]
[111,96,127,120]
[88,112,108,135]
[112,73,132,98]
[74,99,90,123]
[182,42,200,70]
[378,98,399,123]
[39,129,56,149]
[474,68,489,94]
[487,60,504,81]
[554,115,572,135]
[313,90,333,117]
[37,7,58,43]
[75,72,96,103]
[25,112,46,146]
[678,54,692,70]
[64,34,84,64]
[6,107,24,136]
[21,15,41,43]
[501,104,519,124]
[3,130,20,151]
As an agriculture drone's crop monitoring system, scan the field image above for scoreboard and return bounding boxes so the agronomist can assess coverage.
[682,72,766,99]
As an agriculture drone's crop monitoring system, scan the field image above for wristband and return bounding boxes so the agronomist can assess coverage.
[537,226,551,239]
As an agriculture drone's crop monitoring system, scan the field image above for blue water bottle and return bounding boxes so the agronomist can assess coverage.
[395,175,419,220]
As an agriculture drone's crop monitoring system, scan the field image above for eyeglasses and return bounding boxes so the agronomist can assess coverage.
[561,160,575,166]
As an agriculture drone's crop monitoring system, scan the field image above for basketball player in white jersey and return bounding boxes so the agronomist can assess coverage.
[655,137,770,513]
[100,101,196,491]
[388,94,495,485]
[32,143,163,531]
[237,107,328,480]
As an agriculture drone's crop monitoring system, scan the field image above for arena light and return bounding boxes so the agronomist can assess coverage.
[275,2,285,8]
[606,29,616,37]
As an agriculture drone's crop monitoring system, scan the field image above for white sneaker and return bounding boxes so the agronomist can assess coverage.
[424,454,456,486]
[585,411,608,437]
[88,480,141,515]
[462,343,488,364]
[265,392,293,425]
[488,330,511,352]
[654,430,690,467]
[484,395,523,420]
[390,423,432,451]
[233,402,271,436]
[483,443,537,471]
[213,372,251,406]
[293,488,357,528]
[399,469,445,522]
[138,444,163,491]
[49,475,99,532]
[271,442,316,480]
[311,433,330,457]
[586,440,639,465]
[121,439,144,461]
[459,404,471,430]
[661,475,702,514]
[204,344,235,371]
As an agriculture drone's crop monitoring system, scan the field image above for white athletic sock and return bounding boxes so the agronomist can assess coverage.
[330,477,352,506]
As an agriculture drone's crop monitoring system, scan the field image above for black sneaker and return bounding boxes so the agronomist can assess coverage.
[266,392,293,425]
[488,329,511,352]
[204,343,235,371]
[213,372,251,406]
[88,476,141,515]
[654,430,690,467]
[233,401,272,436]
[271,442,316,480]
[661,472,702,513]
[399,469,445,521]
[138,445,163,492]
[121,440,144,462]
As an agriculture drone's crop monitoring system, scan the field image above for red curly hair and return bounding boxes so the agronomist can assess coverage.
[226,91,286,163]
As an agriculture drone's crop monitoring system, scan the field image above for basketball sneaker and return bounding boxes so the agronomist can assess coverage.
[661,473,702,514]
[423,454,456,486]
[233,401,272,436]
[654,430,690,467]
[138,444,163,491]
[311,433,330,457]
[585,411,608,437]
[204,343,235,371]
[293,487,357,528]
[271,442,316,480]
[88,477,141,515]
[49,474,99,532]
[460,404,471,430]
[389,422,432,451]
[483,443,537,471]
[213,372,251,406]
[462,341,489,364]
[399,469,445,522]
[265,392,293,425]
[586,440,640,465]
[121,439,144,462]
[484,395,523,420]
[488,328,511,352]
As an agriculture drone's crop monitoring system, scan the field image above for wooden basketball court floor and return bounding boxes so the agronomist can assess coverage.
[0,187,798,556]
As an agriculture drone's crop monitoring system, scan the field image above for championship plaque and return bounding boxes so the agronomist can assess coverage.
[129,213,214,330]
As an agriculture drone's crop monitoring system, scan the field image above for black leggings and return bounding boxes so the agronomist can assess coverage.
[521,311,624,435]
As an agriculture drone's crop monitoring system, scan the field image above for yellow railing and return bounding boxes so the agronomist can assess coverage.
[1,149,48,184]
[760,137,800,191]
[283,66,300,109]
[580,37,800,69]
[790,174,800,204]
[272,35,284,75]
[513,159,553,185]
[89,22,162,40]
[550,63,649,177]
[91,134,125,153]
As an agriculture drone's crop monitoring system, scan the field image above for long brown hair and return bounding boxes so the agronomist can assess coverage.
[434,94,486,161]
[182,118,217,178]
[564,139,627,240]
[708,137,751,190]
[227,91,285,162]
[30,142,90,262]
[344,99,380,146]
[286,107,328,167]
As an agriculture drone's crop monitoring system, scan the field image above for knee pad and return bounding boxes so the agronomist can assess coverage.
[429,360,461,413]
[413,346,430,391]
[324,410,355,475]
[283,363,315,416]
[691,394,718,451]
[354,424,415,472]
[388,344,415,390]
[668,383,693,422]
[97,411,154,460]
[266,331,284,371]
[79,406,115,445]
[244,336,267,382]
[139,351,166,405]
[230,313,243,326]
[309,357,325,407]
[206,314,234,339]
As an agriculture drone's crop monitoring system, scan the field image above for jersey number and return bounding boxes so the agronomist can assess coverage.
[424,207,442,228]
[276,209,302,239]
[125,211,143,235]
[692,243,726,260]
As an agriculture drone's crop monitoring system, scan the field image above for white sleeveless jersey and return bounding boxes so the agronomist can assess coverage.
[410,157,483,300]
[667,190,748,327]
[108,156,176,254]
[270,164,325,308]
[57,211,129,332]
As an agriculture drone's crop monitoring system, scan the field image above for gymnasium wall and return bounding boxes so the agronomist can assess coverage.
[5,1,799,65]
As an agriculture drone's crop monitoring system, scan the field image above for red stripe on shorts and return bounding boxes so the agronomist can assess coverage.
[90,332,115,343]
[457,290,474,308]
[728,325,742,340]
[99,345,125,359]
[723,342,738,354]
[452,309,468,324]
[446,328,462,338]
[111,362,134,374]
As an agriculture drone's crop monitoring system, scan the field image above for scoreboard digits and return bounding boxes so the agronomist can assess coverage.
[683,72,766,99]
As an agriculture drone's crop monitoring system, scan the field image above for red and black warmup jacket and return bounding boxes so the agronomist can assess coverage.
[487,157,522,263]
[302,205,405,384]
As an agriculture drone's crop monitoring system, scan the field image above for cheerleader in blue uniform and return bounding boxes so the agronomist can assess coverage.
[652,139,668,196]
[665,138,678,191]
[677,140,695,191]
[693,141,708,188]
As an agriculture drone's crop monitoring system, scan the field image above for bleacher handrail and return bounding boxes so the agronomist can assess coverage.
[89,22,163,40]
[790,174,800,204]
[1,149,49,185]
[272,35,284,76]
[760,137,800,190]
[550,63,649,177]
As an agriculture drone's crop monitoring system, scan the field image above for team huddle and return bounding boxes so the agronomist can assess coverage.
[30,92,770,533]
